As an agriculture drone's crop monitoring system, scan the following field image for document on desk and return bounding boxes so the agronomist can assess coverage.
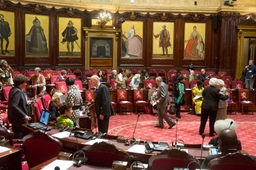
[52,132,71,139]
[42,160,73,170]
[0,146,10,153]
[84,139,109,145]
[127,145,146,154]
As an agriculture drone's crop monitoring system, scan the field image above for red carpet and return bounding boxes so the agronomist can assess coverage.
[106,111,256,156]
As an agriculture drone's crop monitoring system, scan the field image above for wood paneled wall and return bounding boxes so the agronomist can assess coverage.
[0,1,255,79]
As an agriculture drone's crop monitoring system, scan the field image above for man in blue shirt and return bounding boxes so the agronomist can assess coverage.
[244,59,256,90]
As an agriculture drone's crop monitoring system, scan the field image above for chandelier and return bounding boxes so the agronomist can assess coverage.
[97,10,112,28]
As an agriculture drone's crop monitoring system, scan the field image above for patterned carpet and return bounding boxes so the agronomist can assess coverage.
[107,111,256,156]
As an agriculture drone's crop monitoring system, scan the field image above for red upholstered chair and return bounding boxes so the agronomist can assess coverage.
[158,69,167,83]
[227,90,237,114]
[87,78,95,89]
[12,70,21,78]
[238,89,254,114]
[73,69,82,79]
[224,80,231,89]
[167,70,176,89]
[26,70,34,79]
[110,79,117,89]
[55,80,67,94]
[50,75,59,84]
[134,90,148,114]
[66,74,76,79]
[218,71,227,78]
[23,130,62,169]
[117,89,132,114]
[206,71,216,77]
[82,142,130,167]
[42,69,54,79]
[83,69,93,80]
[127,79,132,89]
[85,90,95,102]
[34,97,44,121]
[190,79,197,89]
[181,70,189,78]
[232,80,244,90]
[148,149,200,170]
[54,70,62,75]
[203,79,210,87]
[1,85,12,105]
[149,69,157,79]
[209,151,256,170]
[183,80,189,89]
[222,75,233,82]
[144,79,156,89]
[74,79,83,91]
[194,70,201,77]
[41,93,52,111]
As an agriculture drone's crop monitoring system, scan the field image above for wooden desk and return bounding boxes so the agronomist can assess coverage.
[0,146,22,170]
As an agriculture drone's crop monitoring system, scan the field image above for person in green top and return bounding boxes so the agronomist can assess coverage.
[174,76,185,119]
[56,104,74,128]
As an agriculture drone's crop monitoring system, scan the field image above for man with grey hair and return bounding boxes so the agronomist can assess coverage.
[216,79,228,120]
[155,76,176,129]
[199,78,229,136]
[90,75,113,133]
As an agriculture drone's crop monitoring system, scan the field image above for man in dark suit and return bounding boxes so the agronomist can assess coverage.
[90,75,114,133]
[199,78,229,136]
[155,76,176,129]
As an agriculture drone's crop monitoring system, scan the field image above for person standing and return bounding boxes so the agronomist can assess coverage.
[65,77,83,127]
[174,76,185,119]
[0,14,11,55]
[244,59,256,90]
[199,78,229,136]
[90,75,114,133]
[8,74,31,138]
[0,60,13,88]
[216,79,228,120]
[31,67,46,96]
[153,25,171,56]
[155,76,176,129]
[61,20,78,55]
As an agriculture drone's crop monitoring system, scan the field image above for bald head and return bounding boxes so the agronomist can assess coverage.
[219,129,238,150]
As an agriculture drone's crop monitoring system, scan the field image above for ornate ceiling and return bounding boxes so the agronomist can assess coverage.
[10,0,256,14]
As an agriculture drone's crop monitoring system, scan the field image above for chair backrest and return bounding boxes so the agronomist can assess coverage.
[2,85,12,101]
[183,80,189,89]
[55,80,67,94]
[206,71,216,77]
[50,75,59,84]
[222,75,233,82]
[110,79,116,89]
[66,74,76,79]
[82,141,130,167]
[83,69,93,80]
[194,70,201,77]
[23,130,62,169]
[148,149,200,170]
[168,70,176,82]
[223,80,230,89]
[34,97,44,121]
[227,89,234,101]
[232,80,244,89]
[149,69,157,78]
[144,79,155,89]
[209,152,256,170]
[218,71,227,77]
[85,90,95,102]
[41,93,52,111]
[133,90,144,101]
[203,79,210,87]
[157,69,166,77]
[127,79,132,89]
[181,70,189,78]
[43,70,54,79]
[73,69,82,79]
[238,89,250,102]
[190,79,197,89]
[117,89,128,102]
[26,70,34,79]
[12,70,21,78]
[74,79,83,90]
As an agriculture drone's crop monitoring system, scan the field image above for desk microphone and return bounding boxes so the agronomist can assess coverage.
[200,133,206,169]
[228,121,233,129]
[130,113,140,145]
[54,166,60,170]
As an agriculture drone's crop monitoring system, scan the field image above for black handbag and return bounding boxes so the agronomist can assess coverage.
[169,105,176,114]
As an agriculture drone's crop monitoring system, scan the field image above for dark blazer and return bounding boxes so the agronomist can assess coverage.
[201,85,229,111]
[8,87,28,125]
[94,83,114,118]
[49,101,59,120]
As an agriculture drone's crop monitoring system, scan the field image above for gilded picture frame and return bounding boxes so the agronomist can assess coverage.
[121,21,143,59]
[152,22,174,59]
[59,17,81,57]
[0,10,15,56]
[25,14,49,57]
[184,23,206,60]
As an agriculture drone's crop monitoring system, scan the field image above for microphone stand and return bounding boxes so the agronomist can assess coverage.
[130,113,140,144]
[175,117,178,148]
[200,133,206,170]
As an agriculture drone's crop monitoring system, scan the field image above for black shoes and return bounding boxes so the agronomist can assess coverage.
[168,123,176,129]
[155,124,163,129]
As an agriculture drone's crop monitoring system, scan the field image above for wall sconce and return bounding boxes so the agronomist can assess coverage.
[97,10,112,28]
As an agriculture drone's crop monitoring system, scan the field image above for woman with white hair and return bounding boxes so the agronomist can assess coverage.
[199,78,229,136]
[208,118,242,150]
[216,79,228,120]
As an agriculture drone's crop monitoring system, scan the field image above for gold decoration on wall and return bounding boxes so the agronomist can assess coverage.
[130,12,136,20]
[161,13,167,21]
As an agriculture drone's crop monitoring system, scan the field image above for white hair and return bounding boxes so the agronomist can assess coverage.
[209,78,218,86]
[218,79,225,86]
[214,118,237,135]
[90,75,100,81]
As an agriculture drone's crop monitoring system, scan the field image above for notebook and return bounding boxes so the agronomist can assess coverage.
[59,94,67,104]
[27,110,50,130]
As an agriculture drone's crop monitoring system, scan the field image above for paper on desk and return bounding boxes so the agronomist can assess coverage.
[84,139,109,145]
[0,146,10,153]
[127,144,146,154]
[42,160,73,170]
[52,131,71,138]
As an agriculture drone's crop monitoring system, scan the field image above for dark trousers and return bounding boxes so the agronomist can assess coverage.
[175,103,181,118]
[199,108,217,135]
[97,117,110,134]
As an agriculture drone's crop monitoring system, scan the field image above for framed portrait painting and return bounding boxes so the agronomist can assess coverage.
[121,21,143,58]
[184,23,206,60]
[25,14,49,57]
[59,17,81,57]
[0,10,15,56]
[152,22,174,59]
